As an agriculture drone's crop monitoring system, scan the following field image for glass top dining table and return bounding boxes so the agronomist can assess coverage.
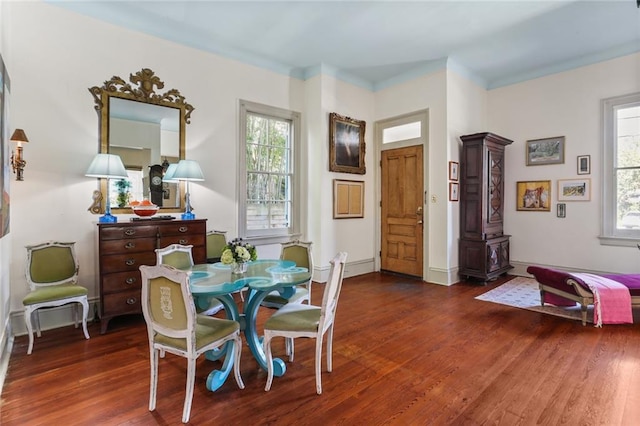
[186,259,312,391]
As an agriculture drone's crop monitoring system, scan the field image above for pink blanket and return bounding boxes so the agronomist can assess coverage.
[570,273,633,327]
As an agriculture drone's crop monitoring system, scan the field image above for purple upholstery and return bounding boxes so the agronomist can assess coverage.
[527,266,640,297]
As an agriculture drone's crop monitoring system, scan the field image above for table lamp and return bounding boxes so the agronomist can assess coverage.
[173,159,204,220]
[86,153,128,223]
[162,163,179,182]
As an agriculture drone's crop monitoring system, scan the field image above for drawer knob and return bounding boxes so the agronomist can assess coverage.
[125,242,135,249]
[178,226,188,233]
[179,239,187,245]
[125,229,136,236]
[125,277,137,285]
[126,297,137,305]
[125,259,136,266]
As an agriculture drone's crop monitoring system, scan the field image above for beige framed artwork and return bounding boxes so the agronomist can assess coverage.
[333,179,364,219]
[558,178,591,201]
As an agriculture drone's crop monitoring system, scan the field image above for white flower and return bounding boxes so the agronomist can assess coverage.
[220,249,235,264]
[235,246,251,262]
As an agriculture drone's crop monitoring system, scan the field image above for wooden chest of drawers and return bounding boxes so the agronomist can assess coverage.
[97,219,207,333]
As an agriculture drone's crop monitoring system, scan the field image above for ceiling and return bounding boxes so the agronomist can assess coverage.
[50,0,640,90]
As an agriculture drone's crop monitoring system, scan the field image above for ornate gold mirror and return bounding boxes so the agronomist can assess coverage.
[88,68,194,214]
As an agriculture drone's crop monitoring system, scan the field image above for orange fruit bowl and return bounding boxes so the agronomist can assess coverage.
[132,205,159,217]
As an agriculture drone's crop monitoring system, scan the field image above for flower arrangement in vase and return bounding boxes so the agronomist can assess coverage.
[221,238,257,273]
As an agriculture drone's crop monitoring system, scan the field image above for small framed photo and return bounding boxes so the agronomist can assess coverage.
[516,180,551,211]
[577,155,591,175]
[448,161,459,181]
[449,182,459,202]
[526,136,565,166]
[558,178,591,201]
[333,179,364,219]
[557,203,566,218]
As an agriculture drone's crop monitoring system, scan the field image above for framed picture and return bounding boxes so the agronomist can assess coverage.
[333,179,364,219]
[516,180,551,211]
[448,161,459,181]
[329,112,366,174]
[557,203,566,218]
[558,178,591,201]
[526,136,565,166]
[449,182,459,201]
[0,53,9,238]
[577,155,591,175]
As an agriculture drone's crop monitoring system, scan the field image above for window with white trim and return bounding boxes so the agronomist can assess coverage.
[239,100,300,243]
[601,92,640,245]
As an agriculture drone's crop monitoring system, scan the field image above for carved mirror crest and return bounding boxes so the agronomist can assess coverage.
[89,68,194,214]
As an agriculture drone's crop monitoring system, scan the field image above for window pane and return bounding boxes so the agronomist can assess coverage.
[615,104,640,230]
[616,168,640,229]
[245,110,293,232]
[383,121,421,144]
[616,106,640,168]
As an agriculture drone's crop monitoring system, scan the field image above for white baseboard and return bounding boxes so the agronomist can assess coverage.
[427,267,459,286]
[0,316,13,395]
[313,257,375,283]
[510,260,617,278]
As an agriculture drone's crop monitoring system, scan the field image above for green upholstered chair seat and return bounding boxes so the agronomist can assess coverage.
[264,304,321,332]
[154,315,239,351]
[262,287,309,306]
[23,283,88,305]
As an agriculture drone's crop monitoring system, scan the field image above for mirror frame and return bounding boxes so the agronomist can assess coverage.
[88,68,194,214]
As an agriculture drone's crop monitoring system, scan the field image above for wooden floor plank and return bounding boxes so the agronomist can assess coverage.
[2,273,639,425]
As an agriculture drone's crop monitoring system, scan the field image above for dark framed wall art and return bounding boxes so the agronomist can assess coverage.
[329,112,366,174]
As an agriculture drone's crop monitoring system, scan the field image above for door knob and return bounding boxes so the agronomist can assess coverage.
[416,206,423,215]
[417,220,423,225]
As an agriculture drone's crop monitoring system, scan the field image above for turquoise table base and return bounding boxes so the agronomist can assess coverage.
[244,286,287,377]
[188,260,311,390]
[200,294,240,392]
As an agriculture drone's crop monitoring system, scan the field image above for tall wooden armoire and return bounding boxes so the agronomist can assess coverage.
[459,132,513,282]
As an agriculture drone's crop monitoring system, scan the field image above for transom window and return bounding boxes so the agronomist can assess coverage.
[601,92,640,245]
[239,100,300,243]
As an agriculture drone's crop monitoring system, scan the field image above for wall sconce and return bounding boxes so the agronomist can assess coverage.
[172,159,204,220]
[10,129,29,181]
[85,153,128,223]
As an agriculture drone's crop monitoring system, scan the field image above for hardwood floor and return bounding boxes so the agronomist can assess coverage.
[3,272,640,425]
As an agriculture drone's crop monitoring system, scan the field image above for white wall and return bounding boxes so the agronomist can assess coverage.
[0,0,13,379]
[314,74,376,275]
[489,52,640,274]
[446,69,489,269]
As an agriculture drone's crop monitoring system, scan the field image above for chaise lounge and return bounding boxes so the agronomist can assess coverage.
[527,265,640,326]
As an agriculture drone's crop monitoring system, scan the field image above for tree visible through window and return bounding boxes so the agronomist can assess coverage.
[602,92,640,243]
[615,105,640,228]
[246,114,291,230]
[239,100,300,241]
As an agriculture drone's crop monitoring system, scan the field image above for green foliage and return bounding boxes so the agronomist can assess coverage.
[115,179,131,208]
[616,134,640,219]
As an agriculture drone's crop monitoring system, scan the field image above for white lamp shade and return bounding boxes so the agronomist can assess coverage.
[173,159,204,181]
[85,153,128,179]
[163,163,179,182]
